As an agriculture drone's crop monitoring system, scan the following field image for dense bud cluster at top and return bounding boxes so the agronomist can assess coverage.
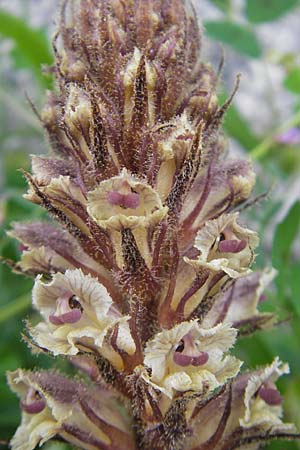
[6,1,299,449]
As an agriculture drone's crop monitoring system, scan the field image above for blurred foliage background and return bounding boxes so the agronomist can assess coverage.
[0,0,299,449]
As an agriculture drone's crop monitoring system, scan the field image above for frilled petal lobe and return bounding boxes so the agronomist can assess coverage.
[87,168,168,230]
[29,269,135,363]
[7,369,135,450]
[143,321,241,398]
[240,357,295,431]
[185,213,259,278]
[7,370,60,450]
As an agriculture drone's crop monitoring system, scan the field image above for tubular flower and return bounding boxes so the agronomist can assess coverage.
[143,321,241,398]
[4,0,299,449]
[185,213,259,278]
[29,269,136,370]
[7,369,135,450]
[185,359,296,450]
[240,357,294,430]
[87,168,168,231]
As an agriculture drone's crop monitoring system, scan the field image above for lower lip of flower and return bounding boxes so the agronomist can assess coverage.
[191,352,209,366]
[173,351,209,367]
[21,398,46,414]
[258,386,282,406]
[218,239,247,253]
[107,191,140,209]
[49,308,82,324]
[21,389,46,414]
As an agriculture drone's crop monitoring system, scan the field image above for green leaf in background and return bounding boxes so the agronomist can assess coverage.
[43,443,74,450]
[204,20,262,58]
[219,92,260,150]
[284,68,300,94]
[272,201,300,268]
[245,0,298,24]
[272,201,300,313]
[210,0,231,13]
[0,9,53,88]
[3,150,31,190]
[289,262,300,316]
[0,293,31,324]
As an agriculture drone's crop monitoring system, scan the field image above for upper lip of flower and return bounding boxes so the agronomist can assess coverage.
[184,212,259,278]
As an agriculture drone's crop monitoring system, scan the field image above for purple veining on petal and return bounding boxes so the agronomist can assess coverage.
[218,239,247,253]
[258,386,282,406]
[107,191,140,209]
[21,388,46,414]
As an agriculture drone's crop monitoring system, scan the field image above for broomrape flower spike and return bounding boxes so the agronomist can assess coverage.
[5,0,299,449]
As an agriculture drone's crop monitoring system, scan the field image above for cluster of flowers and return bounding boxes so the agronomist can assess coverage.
[7,0,299,449]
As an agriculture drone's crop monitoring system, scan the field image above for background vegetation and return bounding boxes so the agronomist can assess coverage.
[0,0,299,448]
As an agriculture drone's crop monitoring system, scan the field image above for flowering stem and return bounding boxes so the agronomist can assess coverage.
[250,110,300,160]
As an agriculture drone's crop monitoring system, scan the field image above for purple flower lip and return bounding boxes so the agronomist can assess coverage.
[173,351,209,367]
[21,398,46,414]
[107,191,140,209]
[49,293,83,325]
[191,352,209,366]
[258,386,282,406]
[49,308,82,325]
[218,239,247,253]
[21,388,46,414]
